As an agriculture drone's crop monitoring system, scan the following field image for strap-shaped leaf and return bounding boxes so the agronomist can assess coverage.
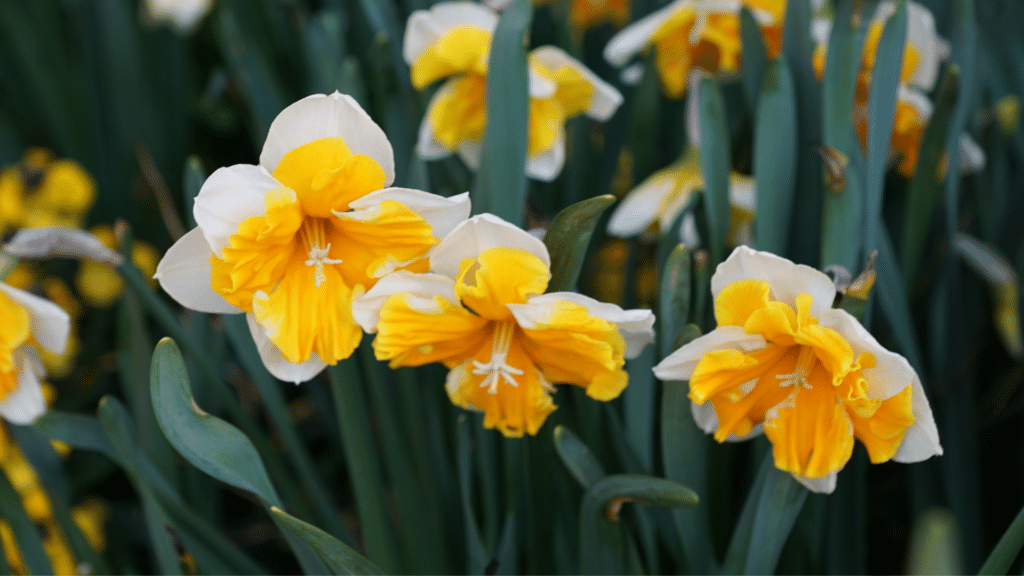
[553,425,606,489]
[697,76,731,266]
[271,507,383,575]
[544,194,616,292]
[740,7,768,111]
[754,58,798,254]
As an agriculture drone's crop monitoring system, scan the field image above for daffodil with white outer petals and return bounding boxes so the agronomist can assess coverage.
[154,92,471,384]
[653,247,942,493]
[403,1,500,90]
[353,214,655,437]
[604,0,783,98]
[0,281,69,425]
[142,0,214,34]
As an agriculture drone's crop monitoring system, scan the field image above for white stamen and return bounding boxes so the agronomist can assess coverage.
[775,346,817,390]
[472,321,525,394]
[300,219,342,288]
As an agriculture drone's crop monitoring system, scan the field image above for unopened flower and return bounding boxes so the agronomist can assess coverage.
[155,93,470,383]
[0,281,70,424]
[354,214,654,437]
[142,0,214,34]
[604,0,785,98]
[653,247,942,493]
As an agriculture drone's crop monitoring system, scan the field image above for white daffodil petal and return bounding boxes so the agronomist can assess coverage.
[711,246,838,317]
[959,133,986,174]
[352,271,461,333]
[873,0,944,91]
[794,470,839,494]
[604,0,687,66]
[607,170,681,237]
[0,349,46,425]
[418,85,458,160]
[653,325,767,381]
[811,17,833,46]
[194,164,282,257]
[404,2,499,64]
[526,138,566,182]
[514,292,655,358]
[528,68,558,99]
[154,227,243,315]
[899,85,934,119]
[0,283,70,355]
[260,92,395,186]
[530,46,623,120]
[729,174,756,213]
[456,140,483,170]
[349,188,472,241]
[431,213,551,280]
[246,314,327,384]
[893,379,944,463]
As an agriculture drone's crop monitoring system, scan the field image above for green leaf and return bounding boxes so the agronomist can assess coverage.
[553,425,606,489]
[955,234,1023,359]
[182,156,206,229]
[874,223,925,372]
[472,0,533,225]
[819,0,867,271]
[978,503,1024,575]
[742,458,809,574]
[0,469,53,575]
[753,57,798,254]
[150,337,280,506]
[907,508,963,575]
[900,68,959,283]
[697,76,731,266]
[658,244,693,358]
[579,474,699,574]
[740,7,768,111]
[864,0,907,255]
[661,379,715,574]
[456,415,489,574]
[942,0,977,238]
[271,507,383,575]
[544,194,616,292]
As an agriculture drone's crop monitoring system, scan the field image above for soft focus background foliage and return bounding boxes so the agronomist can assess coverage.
[0,0,1023,574]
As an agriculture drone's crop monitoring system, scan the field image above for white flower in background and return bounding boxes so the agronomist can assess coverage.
[653,247,943,493]
[142,0,214,34]
[353,214,655,437]
[154,93,470,383]
[0,281,69,424]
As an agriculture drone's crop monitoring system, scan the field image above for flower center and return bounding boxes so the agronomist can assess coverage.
[472,320,525,394]
[775,346,818,390]
[298,217,342,288]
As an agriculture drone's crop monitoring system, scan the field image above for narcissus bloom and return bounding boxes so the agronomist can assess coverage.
[653,247,942,493]
[405,2,622,180]
[604,0,785,98]
[0,149,96,235]
[354,214,655,437]
[0,281,70,424]
[155,93,470,383]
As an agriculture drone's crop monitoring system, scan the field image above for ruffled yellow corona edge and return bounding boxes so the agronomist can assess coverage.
[155,92,471,384]
[354,214,656,437]
[653,246,942,493]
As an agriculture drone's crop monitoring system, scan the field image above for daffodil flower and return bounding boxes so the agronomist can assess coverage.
[155,93,470,383]
[0,281,70,425]
[353,214,655,437]
[142,0,214,34]
[569,0,632,32]
[653,247,942,493]
[604,0,785,98]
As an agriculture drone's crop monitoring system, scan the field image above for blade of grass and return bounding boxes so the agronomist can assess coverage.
[697,77,731,267]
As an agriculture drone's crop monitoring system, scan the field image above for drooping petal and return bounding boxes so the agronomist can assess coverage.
[0,349,46,425]
[260,93,395,187]
[763,382,855,482]
[371,290,491,369]
[245,313,327,384]
[348,188,471,244]
[456,248,550,320]
[607,170,682,237]
[524,137,566,182]
[457,140,483,170]
[431,213,551,280]
[691,401,767,442]
[794,471,839,494]
[511,298,629,400]
[652,325,767,381]
[0,282,70,355]
[530,46,623,120]
[193,165,282,257]
[604,0,688,66]
[518,292,654,358]
[154,227,243,315]
[409,24,493,88]
[403,2,499,65]
[417,83,459,160]
[711,246,837,317]
[334,199,440,282]
[849,382,915,463]
[352,270,462,333]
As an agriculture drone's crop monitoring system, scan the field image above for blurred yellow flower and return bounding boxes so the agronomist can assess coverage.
[355,214,655,437]
[74,224,159,308]
[155,93,470,383]
[570,0,632,31]
[653,247,943,492]
[405,2,623,181]
[604,0,786,98]
[0,149,95,236]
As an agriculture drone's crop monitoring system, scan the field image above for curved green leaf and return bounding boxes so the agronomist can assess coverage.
[740,7,768,110]
[697,76,731,266]
[658,244,692,358]
[978,503,1024,575]
[472,0,533,224]
[544,194,616,292]
[150,337,279,507]
[553,425,606,489]
[271,507,383,575]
